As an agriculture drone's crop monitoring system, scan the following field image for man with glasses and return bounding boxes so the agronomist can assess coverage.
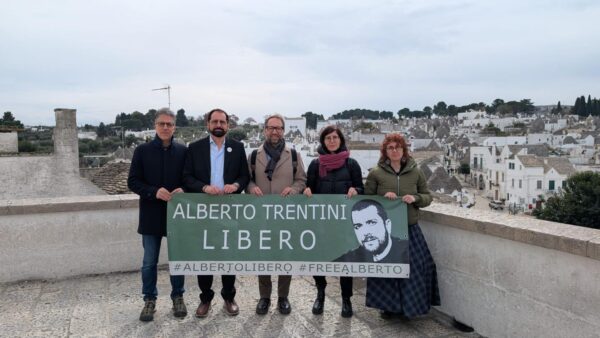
[247,114,307,315]
[183,108,250,318]
[128,108,188,321]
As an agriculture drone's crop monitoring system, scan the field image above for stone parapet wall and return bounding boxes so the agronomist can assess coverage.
[0,132,18,153]
[0,195,160,282]
[420,203,600,338]
[1,197,599,337]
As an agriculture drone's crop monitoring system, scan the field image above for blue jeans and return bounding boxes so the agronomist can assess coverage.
[141,234,185,300]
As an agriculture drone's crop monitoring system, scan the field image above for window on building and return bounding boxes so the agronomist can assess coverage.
[537,180,542,189]
[519,180,522,188]
[473,158,478,169]
[562,181,566,189]
[502,173,504,182]
[509,163,515,170]
[512,179,514,188]
[549,180,555,191]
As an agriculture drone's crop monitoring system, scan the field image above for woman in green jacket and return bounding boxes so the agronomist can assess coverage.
[364,133,440,318]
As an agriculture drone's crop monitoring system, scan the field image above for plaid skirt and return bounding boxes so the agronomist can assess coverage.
[365,223,441,317]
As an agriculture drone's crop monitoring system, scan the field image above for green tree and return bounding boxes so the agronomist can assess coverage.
[125,134,138,147]
[481,122,505,136]
[447,105,458,116]
[97,122,109,138]
[146,109,158,128]
[1,111,24,128]
[227,128,247,141]
[534,172,600,229]
[380,111,394,119]
[397,108,411,119]
[302,111,324,129]
[423,106,432,115]
[18,140,37,152]
[353,122,376,132]
[433,101,447,115]
[176,109,189,127]
[491,98,505,112]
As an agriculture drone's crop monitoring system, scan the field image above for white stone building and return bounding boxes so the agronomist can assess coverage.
[483,136,526,146]
[505,155,575,209]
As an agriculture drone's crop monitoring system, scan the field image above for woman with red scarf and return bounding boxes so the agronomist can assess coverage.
[303,125,364,318]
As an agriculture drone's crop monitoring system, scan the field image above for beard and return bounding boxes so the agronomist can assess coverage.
[211,128,226,137]
[363,231,390,256]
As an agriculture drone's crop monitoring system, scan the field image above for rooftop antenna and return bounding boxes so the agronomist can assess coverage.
[152,85,171,108]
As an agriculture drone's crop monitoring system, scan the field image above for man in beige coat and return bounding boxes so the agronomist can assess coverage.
[247,114,307,315]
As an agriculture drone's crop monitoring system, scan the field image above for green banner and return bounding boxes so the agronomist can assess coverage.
[167,194,409,278]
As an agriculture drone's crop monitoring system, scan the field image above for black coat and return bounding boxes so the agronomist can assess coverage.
[306,157,364,195]
[182,136,250,193]
[127,135,187,236]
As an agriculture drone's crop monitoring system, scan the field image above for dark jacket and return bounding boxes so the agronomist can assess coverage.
[127,135,187,236]
[364,158,432,225]
[306,157,364,195]
[334,236,408,263]
[182,136,250,193]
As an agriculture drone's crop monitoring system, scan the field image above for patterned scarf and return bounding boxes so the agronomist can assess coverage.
[263,140,285,181]
[319,148,349,177]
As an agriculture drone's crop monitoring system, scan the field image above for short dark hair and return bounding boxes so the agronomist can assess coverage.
[205,108,229,123]
[319,125,346,153]
[351,199,388,221]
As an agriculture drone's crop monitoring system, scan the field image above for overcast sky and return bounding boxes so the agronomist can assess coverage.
[2,0,599,126]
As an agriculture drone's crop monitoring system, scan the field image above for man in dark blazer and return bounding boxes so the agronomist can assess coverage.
[335,199,408,263]
[128,108,188,322]
[183,108,250,318]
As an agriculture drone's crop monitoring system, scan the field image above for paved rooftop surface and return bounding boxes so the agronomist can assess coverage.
[0,270,481,337]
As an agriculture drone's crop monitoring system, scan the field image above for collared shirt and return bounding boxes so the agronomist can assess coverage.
[209,136,225,189]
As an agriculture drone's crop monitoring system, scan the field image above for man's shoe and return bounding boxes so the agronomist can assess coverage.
[312,288,325,315]
[380,310,394,320]
[256,298,270,315]
[195,302,211,318]
[223,300,239,316]
[341,297,353,318]
[277,297,291,315]
[139,299,156,322]
[172,296,187,318]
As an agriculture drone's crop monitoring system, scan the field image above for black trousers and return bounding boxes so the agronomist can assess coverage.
[197,275,236,303]
[313,276,353,298]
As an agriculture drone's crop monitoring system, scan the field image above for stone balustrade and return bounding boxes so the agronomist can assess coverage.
[1,195,599,337]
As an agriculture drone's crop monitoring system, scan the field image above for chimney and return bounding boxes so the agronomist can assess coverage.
[53,108,79,174]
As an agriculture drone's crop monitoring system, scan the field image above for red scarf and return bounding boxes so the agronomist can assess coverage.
[319,150,349,177]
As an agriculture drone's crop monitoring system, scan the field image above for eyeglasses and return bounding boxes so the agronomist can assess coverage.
[325,135,339,142]
[265,126,284,132]
[155,122,175,128]
[386,146,402,152]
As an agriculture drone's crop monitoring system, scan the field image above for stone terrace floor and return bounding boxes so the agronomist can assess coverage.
[0,271,481,337]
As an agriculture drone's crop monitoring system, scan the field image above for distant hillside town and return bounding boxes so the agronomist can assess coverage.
[2,96,600,225]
